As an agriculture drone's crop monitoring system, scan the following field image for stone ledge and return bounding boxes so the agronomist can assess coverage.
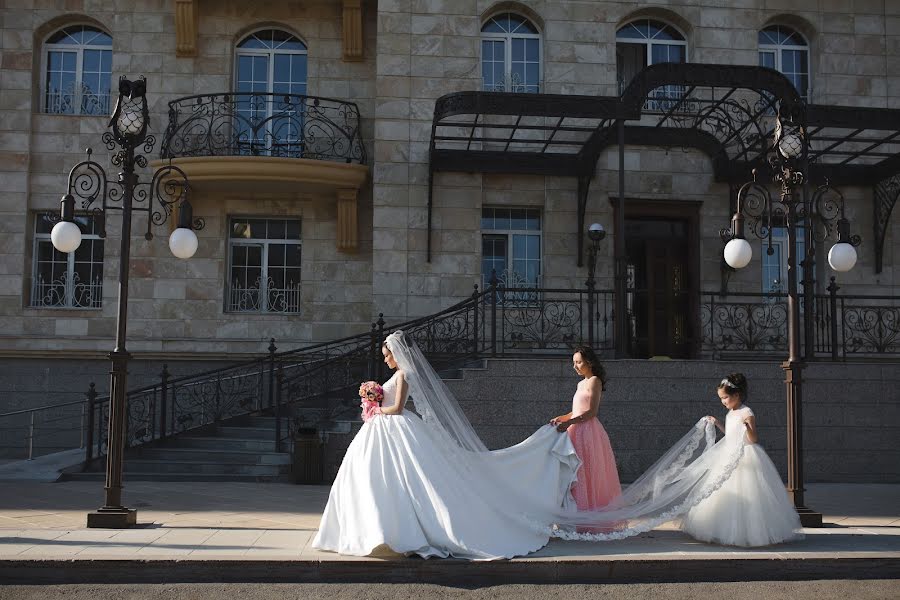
[1,557,897,585]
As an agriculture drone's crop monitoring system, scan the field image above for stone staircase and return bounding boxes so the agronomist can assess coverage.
[62,360,483,483]
[64,415,295,482]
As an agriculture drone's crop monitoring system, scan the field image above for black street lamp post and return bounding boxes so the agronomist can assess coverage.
[585,222,607,347]
[719,104,860,528]
[51,77,204,528]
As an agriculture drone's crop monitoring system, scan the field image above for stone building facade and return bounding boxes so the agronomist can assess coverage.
[0,0,898,410]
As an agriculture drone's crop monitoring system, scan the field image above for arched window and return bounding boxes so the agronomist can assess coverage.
[616,19,686,95]
[759,25,809,101]
[481,13,541,93]
[235,29,307,95]
[43,25,112,115]
[234,29,308,156]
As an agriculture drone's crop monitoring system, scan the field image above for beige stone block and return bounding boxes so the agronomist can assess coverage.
[373,249,408,273]
[373,228,409,251]
[378,11,412,34]
[410,55,446,78]
[408,273,440,296]
[374,183,410,207]
[2,28,32,51]
[378,32,412,55]
[0,89,30,111]
[407,295,443,316]
[374,163,410,185]
[410,34,441,56]
[408,206,433,229]
[375,119,410,141]
[55,318,89,337]
[855,14,888,34]
[377,53,411,77]
[411,14,448,36]
[409,75,475,98]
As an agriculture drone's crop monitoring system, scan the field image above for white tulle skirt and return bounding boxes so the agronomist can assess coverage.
[680,443,803,547]
[312,412,580,560]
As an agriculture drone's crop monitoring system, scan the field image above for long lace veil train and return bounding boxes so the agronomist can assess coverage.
[383,330,747,541]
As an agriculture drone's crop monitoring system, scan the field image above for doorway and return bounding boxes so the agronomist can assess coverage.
[616,201,701,359]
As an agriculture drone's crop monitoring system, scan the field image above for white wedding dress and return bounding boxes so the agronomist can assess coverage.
[680,405,803,547]
[311,371,581,560]
[313,330,803,558]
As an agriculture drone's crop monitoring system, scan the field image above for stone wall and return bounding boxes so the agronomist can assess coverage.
[443,357,900,483]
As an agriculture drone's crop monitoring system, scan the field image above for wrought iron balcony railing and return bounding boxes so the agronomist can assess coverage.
[160,92,366,164]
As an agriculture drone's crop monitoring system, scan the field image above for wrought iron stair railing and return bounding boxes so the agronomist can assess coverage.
[2,278,897,463]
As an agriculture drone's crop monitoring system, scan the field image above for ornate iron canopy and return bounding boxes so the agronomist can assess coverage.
[429,62,900,272]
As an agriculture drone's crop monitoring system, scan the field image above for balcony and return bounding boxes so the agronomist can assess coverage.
[153,92,369,251]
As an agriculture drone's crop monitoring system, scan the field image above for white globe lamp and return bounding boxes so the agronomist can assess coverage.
[723,238,753,269]
[50,220,82,253]
[169,227,198,259]
[828,242,857,272]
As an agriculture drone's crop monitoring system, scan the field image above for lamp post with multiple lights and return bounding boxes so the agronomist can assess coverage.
[720,105,860,527]
[51,77,203,528]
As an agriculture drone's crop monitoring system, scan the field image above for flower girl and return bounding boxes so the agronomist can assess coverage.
[680,373,804,547]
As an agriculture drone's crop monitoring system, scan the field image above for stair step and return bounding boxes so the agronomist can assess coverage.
[215,426,275,440]
[166,436,278,452]
[121,460,290,476]
[133,448,292,465]
[61,471,291,483]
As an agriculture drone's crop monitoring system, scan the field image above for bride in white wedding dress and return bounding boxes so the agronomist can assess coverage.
[312,330,581,559]
[313,331,803,559]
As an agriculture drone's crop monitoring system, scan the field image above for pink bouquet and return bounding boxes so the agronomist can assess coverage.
[359,381,384,422]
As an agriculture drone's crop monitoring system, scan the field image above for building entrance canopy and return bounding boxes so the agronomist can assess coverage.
[428,63,900,272]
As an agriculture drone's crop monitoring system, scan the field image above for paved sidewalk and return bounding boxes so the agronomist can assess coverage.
[0,481,898,584]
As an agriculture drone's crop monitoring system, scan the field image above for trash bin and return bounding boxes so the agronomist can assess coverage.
[292,427,323,484]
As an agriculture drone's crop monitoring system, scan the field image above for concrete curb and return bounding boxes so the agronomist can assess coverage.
[2,557,899,585]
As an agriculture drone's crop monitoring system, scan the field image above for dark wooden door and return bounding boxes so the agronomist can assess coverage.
[645,240,689,358]
[625,217,692,359]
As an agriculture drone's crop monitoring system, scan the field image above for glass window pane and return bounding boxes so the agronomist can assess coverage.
[269,244,286,266]
[512,234,525,258]
[267,220,286,239]
[274,54,290,83]
[510,209,526,230]
[525,63,539,87]
[285,245,301,267]
[617,22,647,40]
[247,245,262,265]
[525,39,539,62]
[512,38,524,61]
[526,235,540,258]
[285,220,301,239]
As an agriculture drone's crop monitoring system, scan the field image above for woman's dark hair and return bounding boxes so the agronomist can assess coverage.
[573,345,607,390]
[718,372,748,399]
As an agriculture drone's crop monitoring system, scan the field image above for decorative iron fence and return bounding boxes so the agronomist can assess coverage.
[2,278,897,463]
[160,92,366,164]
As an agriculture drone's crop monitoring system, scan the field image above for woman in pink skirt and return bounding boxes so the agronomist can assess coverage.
[550,346,621,511]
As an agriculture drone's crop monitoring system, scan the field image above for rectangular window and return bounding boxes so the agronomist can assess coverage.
[761,227,805,296]
[31,213,104,309]
[227,217,302,313]
[481,207,541,291]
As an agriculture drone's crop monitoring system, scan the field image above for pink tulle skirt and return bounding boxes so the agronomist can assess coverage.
[567,418,621,510]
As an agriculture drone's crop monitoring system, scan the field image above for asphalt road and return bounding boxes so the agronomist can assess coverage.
[0,581,898,600]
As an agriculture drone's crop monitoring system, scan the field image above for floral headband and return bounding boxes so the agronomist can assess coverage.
[720,377,741,390]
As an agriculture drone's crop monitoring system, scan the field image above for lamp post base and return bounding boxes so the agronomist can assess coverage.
[796,506,823,528]
[86,507,137,528]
